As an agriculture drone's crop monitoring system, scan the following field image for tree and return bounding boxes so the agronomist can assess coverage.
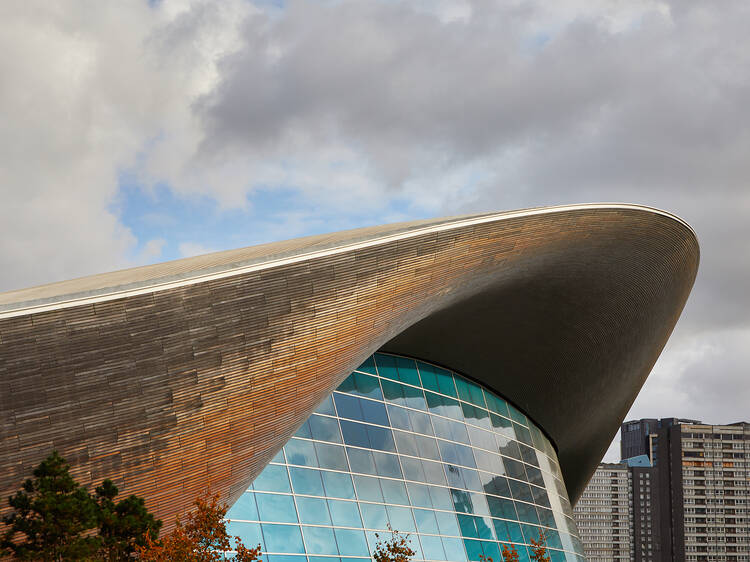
[529,530,551,562]
[500,543,520,562]
[373,526,415,562]
[1,451,99,561]
[136,490,261,561]
[94,479,162,561]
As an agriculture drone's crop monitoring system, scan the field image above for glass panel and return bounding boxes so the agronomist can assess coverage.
[360,502,389,530]
[253,465,292,493]
[504,458,527,481]
[408,410,434,435]
[436,511,461,536]
[433,417,469,444]
[285,439,318,467]
[380,479,409,505]
[314,395,336,416]
[360,399,389,426]
[442,537,468,561]
[261,524,304,554]
[394,430,419,456]
[386,405,411,431]
[414,508,439,534]
[414,435,441,460]
[309,414,342,443]
[328,499,362,527]
[407,482,432,508]
[395,356,421,386]
[227,521,263,549]
[347,447,377,475]
[418,362,457,398]
[334,529,369,557]
[461,403,491,430]
[367,425,396,452]
[302,526,339,555]
[256,493,299,523]
[374,353,399,381]
[230,492,259,521]
[429,486,454,511]
[422,460,447,485]
[454,378,485,407]
[373,451,402,478]
[296,496,331,525]
[401,456,426,482]
[386,505,416,533]
[333,393,363,421]
[420,534,446,560]
[315,442,349,471]
[289,467,324,496]
[354,475,384,502]
[355,355,377,375]
[322,471,355,499]
[507,403,528,426]
[294,420,312,439]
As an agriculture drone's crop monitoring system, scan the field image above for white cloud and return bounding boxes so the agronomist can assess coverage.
[178,241,215,258]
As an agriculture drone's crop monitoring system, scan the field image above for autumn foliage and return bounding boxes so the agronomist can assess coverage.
[529,530,551,562]
[373,526,416,562]
[136,491,261,562]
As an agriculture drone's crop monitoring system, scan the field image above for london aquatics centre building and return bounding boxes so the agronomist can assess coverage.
[0,204,699,561]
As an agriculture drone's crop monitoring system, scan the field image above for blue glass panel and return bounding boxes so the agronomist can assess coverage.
[401,456,425,482]
[367,425,396,452]
[302,526,339,555]
[309,415,342,443]
[498,437,522,461]
[428,486,454,511]
[414,435,441,461]
[253,465,292,493]
[402,384,427,410]
[475,516,495,540]
[386,405,411,431]
[360,399,389,426]
[294,421,312,439]
[355,355,377,375]
[373,451,402,478]
[328,499,362,527]
[519,443,539,466]
[442,537,468,561]
[407,482,432,508]
[230,493,259,521]
[296,496,331,525]
[418,362,457,398]
[394,430,418,456]
[395,356,421,386]
[315,395,336,416]
[461,403,491,430]
[322,471,355,499]
[490,413,516,439]
[435,510,460,536]
[520,523,542,544]
[422,460,447,485]
[484,392,509,417]
[333,393,363,421]
[375,353,399,380]
[481,473,511,498]
[425,391,461,420]
[285,438,318,467]
[420,534,445,560]
[261,524,304,553]
[451,489,474,513]
[315,442,349,471]
[454,378,485,408]
[470,493,490,517]
[457,514,478,538]
[267,555,306,562]
[227,521,263,549]
[463,469,483,492]
[341,420,370,448]
[515,502,540,525]
[509,480,534,503]
[354,475,384,502]
[289,467,324,496]
[409,410,434,435]
[463,538,483,561]
[342,372,383,400]
[481,540,501,561]
[380,478,409,505]
[525,465,544,487]
[347,447,377,475]
[256,493,298,523]
[531,485,550,507]
[503,458,527,481]
[475,450,503,474]
[433,417,469,445]
[414,508,439,534]
[487,496,517,520]
[386,505,416,533]
[334,529,369,557]
[468,426,496,451]
[271,450,285,463]
[360,502,389,530]
[507,403,528,426]
[505,520,525,543]
[514,424,533,446]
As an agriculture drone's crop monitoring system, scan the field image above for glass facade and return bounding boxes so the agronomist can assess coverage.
[226,353,586,562]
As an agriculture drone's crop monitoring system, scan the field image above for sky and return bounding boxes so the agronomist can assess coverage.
[1,0,749,462]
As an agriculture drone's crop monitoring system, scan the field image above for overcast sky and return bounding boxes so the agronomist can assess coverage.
[1,0,749,461]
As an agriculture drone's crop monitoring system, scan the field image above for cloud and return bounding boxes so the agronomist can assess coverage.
[178,241,215,258]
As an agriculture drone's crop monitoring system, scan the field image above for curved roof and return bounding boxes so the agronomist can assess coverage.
[0,203,699,524]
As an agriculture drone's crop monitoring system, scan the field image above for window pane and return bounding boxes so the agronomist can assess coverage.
[294,420,312,439]
[435,510,460,536]
[468,427,496,452]
[394,430,418,457]
[487,496,517,520]
[355,355,377,375]
[414,435,441,461]
[289,467,324,496]
[402,384,426,410]
[367,425,396,452]
[420,534,445,560]
[394,356,421,386]
[328,499,362,528]
[309,415,342,443]
[322,471,355,499]
[253,465,291,493]
[464,538,483,561]
[387,405,411,431]
[519,444,539,467]
[409,410,434,436]
[454,378,485,407]
[515,501,540,524]
[380,479,409,505]
[484,393,509,417]
[442,537,468,561]
[334,529,369,557]
[475,450,504,475]
[315,395,336,416]
[347,448,377,475]
[461,403,490,430]
[296,496,331,525]
[334,393,363,421]
[227,521,263,549]
[256,493,299,523]
[353,474,383,503]
[407,482,432,508]
[261,524,304,553]
[386,505,416,533]
[341,420,370,448]
[490,414,515,439]
[360,502,389,530]
[360,399,389,427]
[418,362,457,398]
[401,456,426,482]
[302,526,339,555]
[422,460,447,485]
[429,486,454,511]
[509,480,534,503]
[433,417,469,445]
[375,353,399,381]
[514,423,533,446]
[230,492,259,521]
[507,403,528,426]
[315,442,349,471]
[285,438,318,467]
[373,451,402,478]
[504,458,527,481]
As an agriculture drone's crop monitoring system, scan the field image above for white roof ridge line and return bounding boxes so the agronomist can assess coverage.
[0,203,695,319]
